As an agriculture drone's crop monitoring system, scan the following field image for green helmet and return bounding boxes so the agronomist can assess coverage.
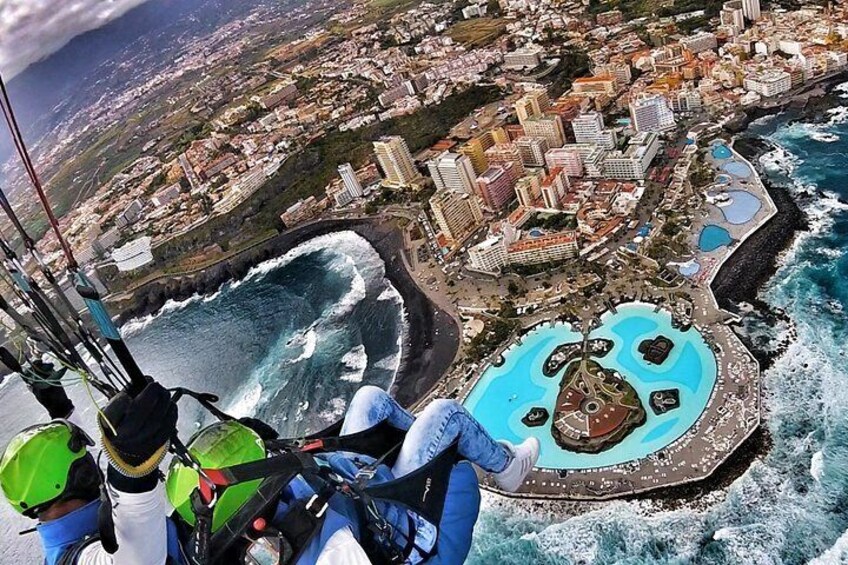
[166,420,266,532]
[0,421,97,517]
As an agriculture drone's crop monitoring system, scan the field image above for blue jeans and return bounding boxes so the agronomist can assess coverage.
[341,386,511,476]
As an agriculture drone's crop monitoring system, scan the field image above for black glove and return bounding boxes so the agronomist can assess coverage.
[0,347,74,419]
[99,380,177,492]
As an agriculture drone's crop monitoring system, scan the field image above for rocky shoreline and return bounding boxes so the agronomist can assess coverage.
[711,137,808,310]
[109,218,460,408]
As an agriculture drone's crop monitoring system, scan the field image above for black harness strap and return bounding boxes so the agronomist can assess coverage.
[203,452,318,488]
[267,420,408,466]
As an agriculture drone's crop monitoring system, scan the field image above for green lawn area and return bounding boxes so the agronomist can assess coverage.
[447,18,507,48]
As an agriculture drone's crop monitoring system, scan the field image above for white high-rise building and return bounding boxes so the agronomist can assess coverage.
[630,94,676,133]
[337,163,363,198]
[602,132,660,180]
[427,152,477,194]
[742,0,760,21]
[571,112,617,149]
[720,0,745,33]
[374,136,419,188]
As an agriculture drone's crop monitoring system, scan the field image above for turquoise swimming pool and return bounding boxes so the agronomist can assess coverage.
[723,161,752,178]
[719,191,762,225]
[711,143,732,160]
[463,303,718,469]
[699,225,733,252]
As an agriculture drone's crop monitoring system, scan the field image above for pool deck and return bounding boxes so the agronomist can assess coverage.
[418,140,771,500]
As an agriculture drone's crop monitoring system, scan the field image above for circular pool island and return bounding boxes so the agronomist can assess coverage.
[462,303,718,470]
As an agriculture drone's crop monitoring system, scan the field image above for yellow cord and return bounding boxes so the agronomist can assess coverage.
[79,369,117,436]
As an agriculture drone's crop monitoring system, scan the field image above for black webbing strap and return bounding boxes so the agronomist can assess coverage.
[203,452,318,488]
[266,420,408,466]
[272,481,337,565]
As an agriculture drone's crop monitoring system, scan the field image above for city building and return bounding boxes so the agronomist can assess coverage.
[602,132,660,180]
[522,115,566,148]
[515,89,551,124]
[583,146,608,178]
[485,144,526,177]
[572,75,618,97]
[515,136,550,168]
[743,70,792,97]
[504,44,545,70]
[327,181,354,207]
[720,0,746,33]
[680,32,718,54]
[459,132,496,175]
[281,196,324,227]
[514,175,542,208]
[374,136,419,189]
[338,163,364,198]
[630,94,676,133]
[429,190,483,244]
[116,199,145,228]
[742,0,761,21]
[151,183,182,209]
[506,231,579,266]
[596,61,632,88]
[255,82,298,110]
[545,148,584,177]
[428,152,478,194]
[571,112,617,149]
[468,237,508,274]
[111,236,154,273]
[540,168,569,211]
[596,10,624,27]
[476,164,517,212]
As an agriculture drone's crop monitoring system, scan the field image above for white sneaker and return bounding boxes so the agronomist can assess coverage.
[493,437,540,492]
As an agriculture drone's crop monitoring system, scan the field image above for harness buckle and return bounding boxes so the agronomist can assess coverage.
[305,494,328,518]
[355,466,377,484]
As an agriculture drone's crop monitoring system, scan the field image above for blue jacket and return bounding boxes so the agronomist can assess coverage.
[276,453,481,565]
[37,500,184,565]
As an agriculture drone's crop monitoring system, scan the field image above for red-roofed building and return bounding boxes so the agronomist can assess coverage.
[507,231,578,265]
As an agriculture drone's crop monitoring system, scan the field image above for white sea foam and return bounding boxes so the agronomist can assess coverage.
[120,291,217,337]
[759,145,801,177]
[317,397,347,423]
[228,382,263,419]
[340,344,368,383]
[377,283,403,304]
[326,260,367,320]
[120,313,157,337]
[373,354,401,371]
[810,450,825,482]
[286,329,317,364]
[230,231,384,290]
[833,81,848,98]
[827,105,848,126]
[811,529,848,564]
[809,131,840,143]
